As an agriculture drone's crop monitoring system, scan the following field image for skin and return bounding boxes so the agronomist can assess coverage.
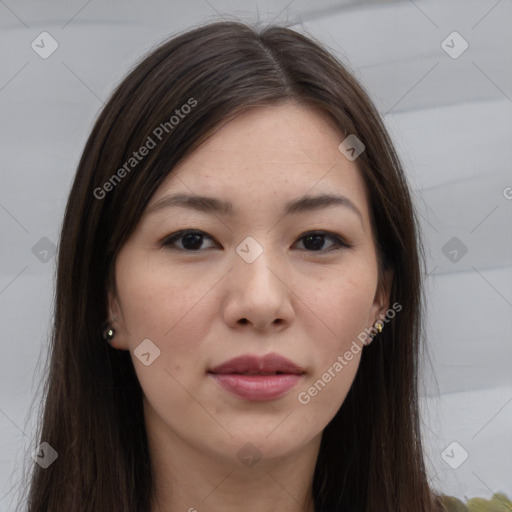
[107,101,393,512]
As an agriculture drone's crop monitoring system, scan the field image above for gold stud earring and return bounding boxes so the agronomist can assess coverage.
[102,324,116,342]
[376,322,383,333]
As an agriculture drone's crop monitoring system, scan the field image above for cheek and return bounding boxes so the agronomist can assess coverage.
[303,262,376,355]
[116,264,219,422]
[294,268,375,421]
[115,255,218,371]
[337,274,375,343]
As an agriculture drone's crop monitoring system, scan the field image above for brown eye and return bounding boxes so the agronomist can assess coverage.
[162,230,217,251]
[295,231,352,252]
[161,229,351,253]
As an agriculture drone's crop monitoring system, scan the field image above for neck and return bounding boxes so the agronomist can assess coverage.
[144,399,321,512]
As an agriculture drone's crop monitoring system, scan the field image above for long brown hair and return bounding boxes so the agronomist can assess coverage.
[19,19,447,512]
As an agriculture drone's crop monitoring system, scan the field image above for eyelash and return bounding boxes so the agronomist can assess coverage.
[161,229,353,253]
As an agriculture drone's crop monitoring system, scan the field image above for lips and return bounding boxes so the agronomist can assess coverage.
[208,353,305,376]
[208,353,305,401]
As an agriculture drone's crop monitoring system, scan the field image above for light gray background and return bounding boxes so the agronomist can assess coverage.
[1,0,511,509]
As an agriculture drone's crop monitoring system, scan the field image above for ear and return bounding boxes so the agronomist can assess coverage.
[368,266,394,327]
[106,287,129,351]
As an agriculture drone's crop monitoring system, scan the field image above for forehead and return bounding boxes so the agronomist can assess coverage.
[150,102,370,220]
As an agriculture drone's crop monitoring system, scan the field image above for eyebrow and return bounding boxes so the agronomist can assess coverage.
[144,192,364,225]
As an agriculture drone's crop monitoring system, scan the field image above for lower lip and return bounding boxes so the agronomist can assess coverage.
[208,373,303,401]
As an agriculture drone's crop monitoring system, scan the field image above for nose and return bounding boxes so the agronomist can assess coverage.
[222,245,294,332]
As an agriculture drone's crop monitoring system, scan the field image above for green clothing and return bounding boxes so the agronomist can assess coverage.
[440,493,512,511]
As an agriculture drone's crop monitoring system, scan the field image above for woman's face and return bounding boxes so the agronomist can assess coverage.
[108,101,391,466]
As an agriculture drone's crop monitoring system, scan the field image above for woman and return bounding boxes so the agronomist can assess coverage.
[21,19,459,512]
